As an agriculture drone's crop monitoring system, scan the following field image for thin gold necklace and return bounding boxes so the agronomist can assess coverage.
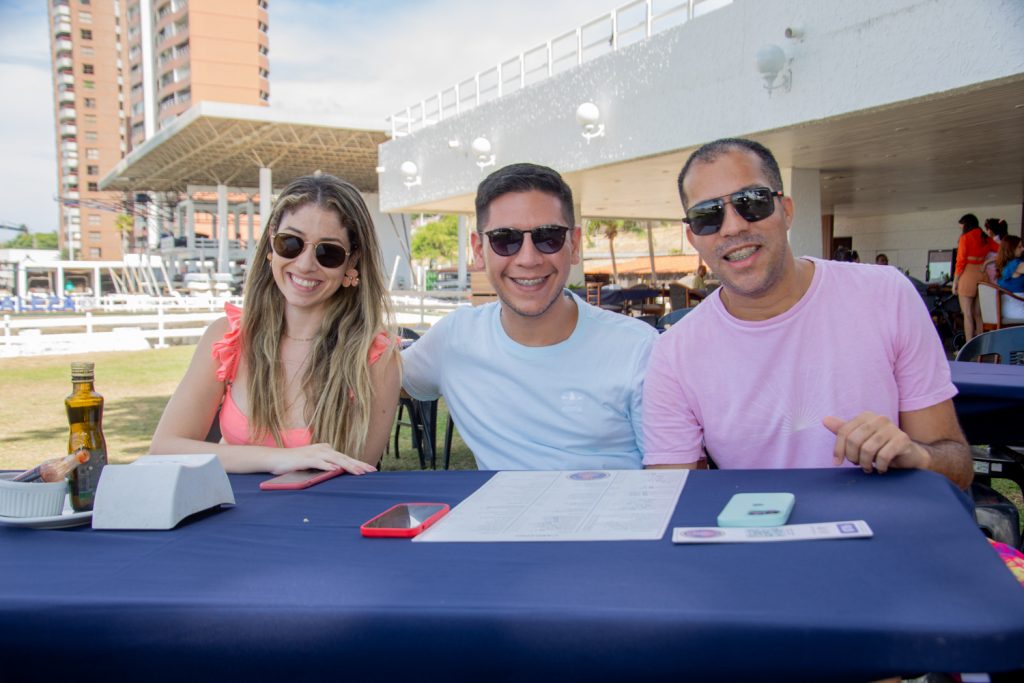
[284,332,316,342]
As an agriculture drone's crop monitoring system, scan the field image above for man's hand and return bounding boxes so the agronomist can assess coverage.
[822,412,932,473]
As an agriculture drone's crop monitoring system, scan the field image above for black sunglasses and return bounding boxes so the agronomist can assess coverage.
[271,233,352,269]
[483,225,570,257]
[684,187,783,236]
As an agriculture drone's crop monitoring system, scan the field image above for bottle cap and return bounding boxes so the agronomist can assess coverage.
[70,361,95,381]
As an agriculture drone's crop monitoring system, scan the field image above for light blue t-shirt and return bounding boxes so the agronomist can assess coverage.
[402,291,658,470]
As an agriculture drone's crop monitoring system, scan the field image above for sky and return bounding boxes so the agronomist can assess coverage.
[0,0,624,234]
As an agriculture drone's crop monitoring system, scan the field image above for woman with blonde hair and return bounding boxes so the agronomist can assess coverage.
[151,173,400,474]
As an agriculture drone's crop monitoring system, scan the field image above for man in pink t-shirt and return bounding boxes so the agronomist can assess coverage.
[642,138,972,489]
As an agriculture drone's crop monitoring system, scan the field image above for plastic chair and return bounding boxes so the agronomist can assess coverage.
[657,307,695,331]
[955,326,1024,548]
[978,282,1024,331]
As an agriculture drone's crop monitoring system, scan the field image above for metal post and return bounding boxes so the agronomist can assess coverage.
[611,11,618,50]
[217,184,229,274]
[577,28,582,65]
[646,0,653,37]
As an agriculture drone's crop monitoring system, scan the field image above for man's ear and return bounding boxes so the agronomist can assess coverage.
[781,196,795,230]
[471,230,485,268]
[569,226,582,265]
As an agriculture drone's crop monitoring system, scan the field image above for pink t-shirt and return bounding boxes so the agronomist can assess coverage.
[642,258,957,468]
[211,303,393,448]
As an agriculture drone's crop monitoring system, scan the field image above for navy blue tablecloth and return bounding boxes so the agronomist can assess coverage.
[0,468,1022,682]
[950,360,1024,444]
[599,286,662,307]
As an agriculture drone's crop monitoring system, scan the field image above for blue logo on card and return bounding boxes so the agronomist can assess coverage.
[838,523,858,534]
[569,471,609,481]
[683,529,724,538]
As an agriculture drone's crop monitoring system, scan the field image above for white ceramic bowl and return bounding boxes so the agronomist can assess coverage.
[0,473,68,518]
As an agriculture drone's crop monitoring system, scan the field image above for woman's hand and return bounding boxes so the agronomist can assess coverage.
[267,443,377,476]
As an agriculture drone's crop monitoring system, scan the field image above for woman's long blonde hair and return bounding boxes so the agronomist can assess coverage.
[241,173,395,458]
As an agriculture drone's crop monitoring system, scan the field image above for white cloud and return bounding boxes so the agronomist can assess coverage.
[0,0,623,232]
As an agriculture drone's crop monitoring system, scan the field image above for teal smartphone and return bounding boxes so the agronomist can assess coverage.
[717,493,795,527]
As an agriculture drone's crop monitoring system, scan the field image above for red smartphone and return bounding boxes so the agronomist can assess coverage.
[360,503,450,538]
[259,468,345,491]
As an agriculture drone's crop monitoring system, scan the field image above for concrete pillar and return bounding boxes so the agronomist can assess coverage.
[246,198,256,265]
[16,264,26,300]
[782,168,824,260]
[457,215,468,289]
[56,266,65,295]
[259,167,272,236]
[148,196,160,249]
[93,266,101,297]
[185,198,195,250]
[217,184,229,273]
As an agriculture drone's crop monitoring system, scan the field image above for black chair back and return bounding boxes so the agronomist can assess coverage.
[955,327,1024,365]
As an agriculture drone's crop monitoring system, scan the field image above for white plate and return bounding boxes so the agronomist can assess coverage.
[0,500,92,529]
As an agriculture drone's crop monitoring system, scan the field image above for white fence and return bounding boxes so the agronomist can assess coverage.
[0,291,469,358]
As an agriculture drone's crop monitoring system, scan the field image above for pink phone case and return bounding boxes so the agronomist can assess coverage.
[360,503,450,538]
[259,468,345,491]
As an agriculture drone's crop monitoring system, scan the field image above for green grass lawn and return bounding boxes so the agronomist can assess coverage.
[0,346,1018,529]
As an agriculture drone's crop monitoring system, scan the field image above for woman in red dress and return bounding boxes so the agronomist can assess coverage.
[953,213,997,342]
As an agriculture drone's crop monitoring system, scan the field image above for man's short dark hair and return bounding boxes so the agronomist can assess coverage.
[676,138,784,209]
[475,163,574,230]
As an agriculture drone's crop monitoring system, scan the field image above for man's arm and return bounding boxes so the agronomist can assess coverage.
[822,400,972,489]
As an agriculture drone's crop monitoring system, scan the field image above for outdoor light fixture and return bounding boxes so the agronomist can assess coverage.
[400,161,421,187]
[447,138,461,149]
[375,165,386,174]
[575,102,605,142]
[471,137,495,169]
[756,44,791,96]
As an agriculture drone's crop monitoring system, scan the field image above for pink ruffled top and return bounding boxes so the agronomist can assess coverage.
[211,302,393,448]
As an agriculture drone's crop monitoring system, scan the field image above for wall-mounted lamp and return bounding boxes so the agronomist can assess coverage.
[400,161,421,187]
[375,165,386,174]
[447,139,461,149]
[471,137,495,169]
[755,44,791,96]
[575,102,605,142]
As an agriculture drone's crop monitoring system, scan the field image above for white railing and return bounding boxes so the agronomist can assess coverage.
[0,292,469,357]
[387,0,728,137]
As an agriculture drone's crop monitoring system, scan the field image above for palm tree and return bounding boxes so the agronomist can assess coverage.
[585,218,644,284]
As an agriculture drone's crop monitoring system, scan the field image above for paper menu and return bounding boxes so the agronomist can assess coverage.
[414,469,687,542]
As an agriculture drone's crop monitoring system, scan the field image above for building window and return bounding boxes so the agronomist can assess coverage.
[84,114,97,125]
[83,80,95,90]
[87,182,99,192]
[86,148,99,160]
[81,0,91,5]
[86,165,99,175]
[89,231,101,241]
[85,131,98,141]
[89,247,102,257]
[80,46,94,57]
[79,11,92,23]
[83,64,94,74]
[81,29,92,40]
[84,97,96,108]
[88,215,101,226]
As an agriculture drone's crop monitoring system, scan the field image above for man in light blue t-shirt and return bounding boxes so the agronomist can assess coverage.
[402,163,657,470]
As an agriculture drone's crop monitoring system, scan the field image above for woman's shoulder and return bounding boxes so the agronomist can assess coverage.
[368,330,399,366]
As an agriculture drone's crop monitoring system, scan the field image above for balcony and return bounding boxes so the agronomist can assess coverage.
[55,38,73,53]
[54,21,72,37]
[58,90,75,104]
[56,56,74,70]
[63,174,79,186]
[59,106,76,121]
[54,5,70,19]
[62,157,79,171]
[58,72,75,86]
[60,124,77,137]
[61,140,78,153]
[65,190,80,200]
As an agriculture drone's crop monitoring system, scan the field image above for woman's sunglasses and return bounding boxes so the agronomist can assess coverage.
[684,187,783,236]
[483,225,570,257]
[271,233,352,269]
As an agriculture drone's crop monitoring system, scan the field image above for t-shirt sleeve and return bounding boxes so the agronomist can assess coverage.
[891,273,958,412]
[641,329,705,465]
[368,331,398,366]
[400,314,451,401]
[627,329,658,455]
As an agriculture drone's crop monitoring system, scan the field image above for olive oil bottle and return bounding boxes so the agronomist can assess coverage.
[66,362,108,511]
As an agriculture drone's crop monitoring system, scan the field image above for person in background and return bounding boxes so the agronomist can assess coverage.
[983,217,1009,284]
[680,264,708,295]
[875,253,889,266]
[995,235,1024,320]
[850,250,861,263]
[151,173,400,474]
[643,137,972,490]
[402,163,657,470]
[953,213,997,342]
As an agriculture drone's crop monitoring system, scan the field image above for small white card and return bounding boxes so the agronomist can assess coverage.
[672,520,873,544]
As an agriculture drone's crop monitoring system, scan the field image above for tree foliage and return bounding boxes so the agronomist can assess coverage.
[411,215,460,268]
[2,231,59,249]
[584,219,644,283]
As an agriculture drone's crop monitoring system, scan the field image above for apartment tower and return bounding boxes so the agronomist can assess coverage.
[48,0,269,260]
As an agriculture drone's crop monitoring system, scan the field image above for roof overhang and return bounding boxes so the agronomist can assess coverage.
[101,102,389,194]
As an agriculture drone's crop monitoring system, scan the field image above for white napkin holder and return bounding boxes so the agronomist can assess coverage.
[92,454,235,530]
